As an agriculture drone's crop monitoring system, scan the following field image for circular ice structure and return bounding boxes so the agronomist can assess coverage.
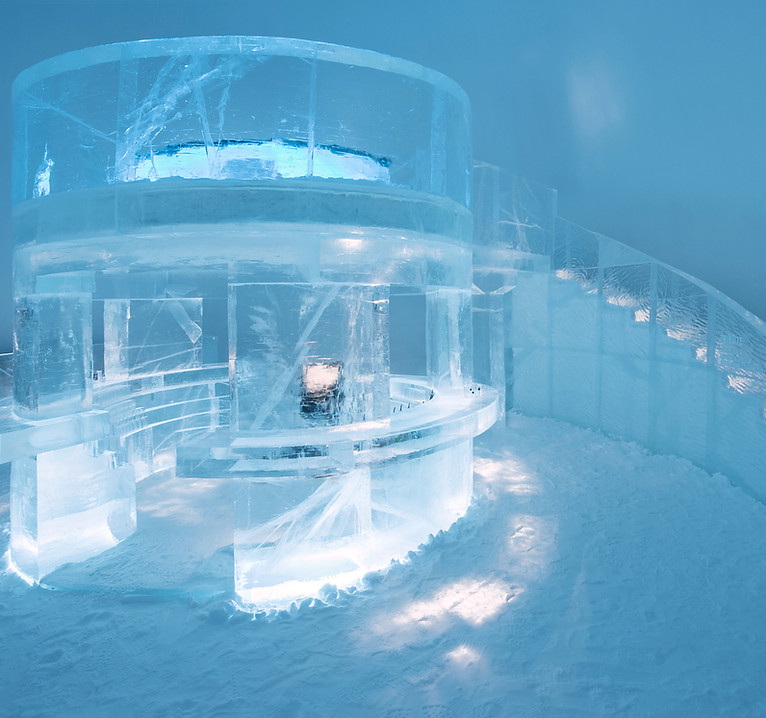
[9,37,499,606]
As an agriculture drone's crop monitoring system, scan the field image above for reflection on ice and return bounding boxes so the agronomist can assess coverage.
[473,453,541,496]
[392,578,517,629]
[445,644,482,667]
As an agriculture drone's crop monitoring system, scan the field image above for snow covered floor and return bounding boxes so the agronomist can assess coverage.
[2,414,766,717]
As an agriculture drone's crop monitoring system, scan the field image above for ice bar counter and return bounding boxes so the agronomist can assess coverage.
[7,37,499,605]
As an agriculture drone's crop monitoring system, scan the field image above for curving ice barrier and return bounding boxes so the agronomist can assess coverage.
[473,164,766,502]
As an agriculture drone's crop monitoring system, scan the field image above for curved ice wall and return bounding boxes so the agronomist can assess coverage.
[7,37,499,605]
[474,164,766,502]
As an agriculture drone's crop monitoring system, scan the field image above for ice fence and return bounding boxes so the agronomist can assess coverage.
[473,163,766,502]
[3,37,499,606]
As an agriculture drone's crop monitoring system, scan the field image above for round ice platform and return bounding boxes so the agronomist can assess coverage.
[7,37,497,607]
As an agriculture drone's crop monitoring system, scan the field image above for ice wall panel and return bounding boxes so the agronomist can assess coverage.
[13,294,92,418]
[549,277,598,352]
[551,350,599,428]
[509,346,550,418]
[552,221,600,281]
[509,272,549,349]
[472,288,506,403]
[103,298,203,380]
[599,354,651,444]
[655,267,708,363]
[652,360,708,465]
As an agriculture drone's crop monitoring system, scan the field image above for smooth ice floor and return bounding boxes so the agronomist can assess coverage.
[1,414,766,717]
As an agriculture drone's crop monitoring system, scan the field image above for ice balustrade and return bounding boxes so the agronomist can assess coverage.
[4,37,499,606]
[473,164,766,503]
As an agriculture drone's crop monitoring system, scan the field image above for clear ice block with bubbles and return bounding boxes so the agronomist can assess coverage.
[10,37,499,606]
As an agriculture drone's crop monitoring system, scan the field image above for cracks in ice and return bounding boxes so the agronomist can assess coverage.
[23,92,118,144]
[119,54,248,181]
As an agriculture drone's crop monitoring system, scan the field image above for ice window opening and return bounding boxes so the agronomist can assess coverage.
[300,361,344,423]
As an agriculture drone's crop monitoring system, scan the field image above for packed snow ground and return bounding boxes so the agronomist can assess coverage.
[1,413,766,717]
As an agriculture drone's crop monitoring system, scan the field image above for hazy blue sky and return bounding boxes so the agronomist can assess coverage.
[1,0,765,350]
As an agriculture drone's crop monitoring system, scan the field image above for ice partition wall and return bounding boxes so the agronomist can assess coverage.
[9,37,500,605]
[473,164,766,504]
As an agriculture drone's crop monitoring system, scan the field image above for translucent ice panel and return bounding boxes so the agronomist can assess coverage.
[103,298,203,380]
[472,288,506,405]
[552,220,600,286]
[652,359,708,465]
[369,438,473,540]
[713,302,766,394]
[426,288,472,389]
[713,379,766,499]
[389,289,427,376]
[230,283,389,430]
[13,294,92,419]
[234,467,372,604]
[473,164,557,256]
[655,267,709,363]
[509,346,551,418]
[10,442,135,580]
[600,265,653,359]
[14,38,471,207]
[549,275,599,352]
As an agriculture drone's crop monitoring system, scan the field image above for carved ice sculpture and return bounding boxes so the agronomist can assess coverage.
[7,37,499,606]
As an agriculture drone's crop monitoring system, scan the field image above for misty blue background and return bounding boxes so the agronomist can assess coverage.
[1,0,764,352]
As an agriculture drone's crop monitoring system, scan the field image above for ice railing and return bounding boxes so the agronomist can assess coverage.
[473,164,766,502]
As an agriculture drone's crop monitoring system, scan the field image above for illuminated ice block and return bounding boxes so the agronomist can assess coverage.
[10,442,135,580]
[229,283,389,430]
